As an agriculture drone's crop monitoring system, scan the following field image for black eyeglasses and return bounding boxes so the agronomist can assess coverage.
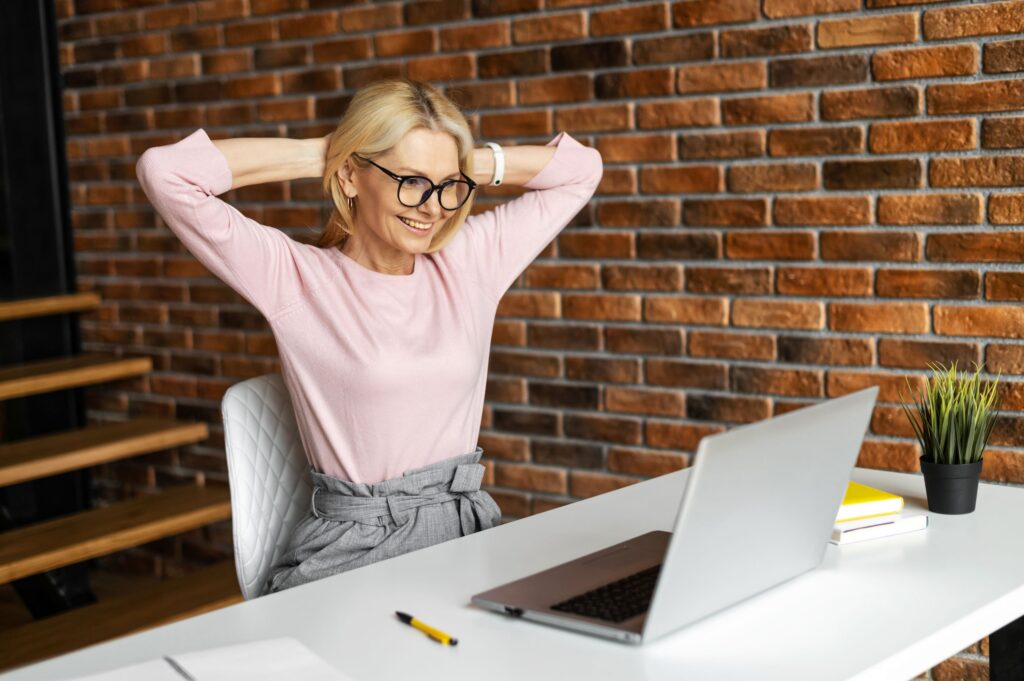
[353,153,477,211]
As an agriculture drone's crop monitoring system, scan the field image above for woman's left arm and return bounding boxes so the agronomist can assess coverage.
[467,145,557,188]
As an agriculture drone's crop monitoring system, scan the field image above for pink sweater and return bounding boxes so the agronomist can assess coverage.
[136,128,603,484]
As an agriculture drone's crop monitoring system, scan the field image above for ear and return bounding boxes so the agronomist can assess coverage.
[336,158,358,199]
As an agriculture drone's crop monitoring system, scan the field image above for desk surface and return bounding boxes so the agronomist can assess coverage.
[4,467,1024,681]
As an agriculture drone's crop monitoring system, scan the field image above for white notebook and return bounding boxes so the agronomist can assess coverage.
[60,637,356,681]
[830,511,929,545]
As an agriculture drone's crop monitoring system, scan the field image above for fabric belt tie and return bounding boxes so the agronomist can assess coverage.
[310,462,494,534]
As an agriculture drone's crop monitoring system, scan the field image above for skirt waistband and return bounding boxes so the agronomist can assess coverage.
[309,447,491,533]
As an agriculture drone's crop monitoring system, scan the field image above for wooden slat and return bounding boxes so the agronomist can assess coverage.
[0,292,101,323]
[0,484,232,584]
[0,561,242,673]
[0,418,209,487]
[0,354,151,401]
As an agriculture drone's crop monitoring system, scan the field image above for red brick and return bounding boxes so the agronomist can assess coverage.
[606,386,685,417]
[686,267,772,294]
[822,231,921,262]
[732,299,824,330]
[570,471,640,498]
[876,337,978,368]
[564,413,642,445]
[763,0,858,18]
[723,93,814,125]
[646,420,724,450]
[518,74,591,105]
[878,194,983,225]
[406,53,474,82]
[672,0,759,27]
[684,199,768,227]
[769,126,864,157]
[873,44,978,81]
[687,394,771,423]
[983,118,1024,149]
[870,120,976,153]
[774,197,871,225]
[830,302,929,333]
[823,159,922,189]
[646,358,728,390]
[481,110,551,137]
[636,99,719,128]
[558,232,635,259]
[934,306,1024,338]
[556,103,631,132]
[596,134,675,162]
[771,54,868,88]
[680,130,765,160]
[818,13,918,48]
[512,12,585,44]
[929,79,1024,115]
[563,294,641,321]
[606,327,684,355]
[876,269,981,299]
[930,156,1024,188]
[641,166,722,193]
[644,297,728,325]
[988,344,1024,374]
[495,463,566,494]
[478,48,548,78]
[689,330,776,361]
[439,21,509,51]
[828,371,927,403]
[677,62,767,94]
[923,1,1024,39]
[727,232,816,260]
[986,273,1024,302]
[733,366,823,398]
[634,33,715,65]
[496,292,560,318]
[821,86,921,120]
[373,29,435,57]
[985,38,1024,74]
[778,336,874,366]
[927,232,1024,263]
[445,81,514,110]
[404,0,471,24]
[721,25,813,58]
[590,3,669,37]
[565,356,640,384]
[777,267,873,296]
[598,200,679,226]
[608,448,688,477]
[727,163,817,193]
[990,194,1024,224]
[523,264,599,289]
[596,68,675,99]
[857,440,920,473]
[603,265,683,291]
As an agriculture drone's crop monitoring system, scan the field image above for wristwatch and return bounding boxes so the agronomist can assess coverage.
[484,142,504,186]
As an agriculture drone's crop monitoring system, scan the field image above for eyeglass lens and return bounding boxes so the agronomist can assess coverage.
[399,177,471,210]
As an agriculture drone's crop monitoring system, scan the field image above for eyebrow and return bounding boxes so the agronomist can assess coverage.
[397,167,462,180]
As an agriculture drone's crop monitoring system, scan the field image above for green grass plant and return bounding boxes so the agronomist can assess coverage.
[900,362,1001,466]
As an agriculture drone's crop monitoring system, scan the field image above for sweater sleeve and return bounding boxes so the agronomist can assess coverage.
[135,128,312,321]
[442,131,603,304]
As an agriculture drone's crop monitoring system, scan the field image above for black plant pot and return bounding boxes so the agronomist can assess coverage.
[919,457,983,515]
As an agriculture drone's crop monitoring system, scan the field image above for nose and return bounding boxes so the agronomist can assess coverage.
[418,188,446,218]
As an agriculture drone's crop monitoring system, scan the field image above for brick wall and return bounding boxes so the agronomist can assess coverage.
[56,0,1022,677]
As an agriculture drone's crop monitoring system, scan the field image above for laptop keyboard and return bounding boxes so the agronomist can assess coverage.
[550,564,662,623]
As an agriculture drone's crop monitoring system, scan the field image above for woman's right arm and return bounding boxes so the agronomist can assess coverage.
[136,128,327,320]
[211,135,326,191]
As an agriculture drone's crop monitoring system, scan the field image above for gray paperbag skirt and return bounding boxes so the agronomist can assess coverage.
[266,447,501,594]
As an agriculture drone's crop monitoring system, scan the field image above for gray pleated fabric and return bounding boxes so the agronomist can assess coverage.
[266,447,501,594]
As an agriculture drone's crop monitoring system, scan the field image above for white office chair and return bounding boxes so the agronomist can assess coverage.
[222,373,311,600]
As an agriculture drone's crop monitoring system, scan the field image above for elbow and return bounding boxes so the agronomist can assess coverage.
[585,147,604,191]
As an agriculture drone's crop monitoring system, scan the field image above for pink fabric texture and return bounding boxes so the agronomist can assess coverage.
[136,128,603,484]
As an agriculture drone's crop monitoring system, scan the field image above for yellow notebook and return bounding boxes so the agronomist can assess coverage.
[836,481,904,522]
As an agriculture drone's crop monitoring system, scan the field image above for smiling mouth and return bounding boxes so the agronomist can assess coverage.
[398,216,432,231]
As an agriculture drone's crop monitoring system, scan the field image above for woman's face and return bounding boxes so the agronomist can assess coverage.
[339,128,462,257]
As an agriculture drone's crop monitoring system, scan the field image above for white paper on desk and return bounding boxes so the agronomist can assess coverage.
[59,637,354,681]
[174,637,354,681]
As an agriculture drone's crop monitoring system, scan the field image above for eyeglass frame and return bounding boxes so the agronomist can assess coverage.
[351,153,478,211]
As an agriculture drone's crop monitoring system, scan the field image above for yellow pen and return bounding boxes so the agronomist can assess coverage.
[395,611,459,646]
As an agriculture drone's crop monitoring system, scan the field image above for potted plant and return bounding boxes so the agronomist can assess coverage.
[900,362,1001,515]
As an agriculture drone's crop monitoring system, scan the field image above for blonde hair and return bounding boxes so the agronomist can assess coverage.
[314,78,475,253]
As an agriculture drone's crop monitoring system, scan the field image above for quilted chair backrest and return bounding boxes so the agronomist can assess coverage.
[222,373,311,600]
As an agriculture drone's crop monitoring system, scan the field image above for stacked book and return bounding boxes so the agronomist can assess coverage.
[831,482,929,545]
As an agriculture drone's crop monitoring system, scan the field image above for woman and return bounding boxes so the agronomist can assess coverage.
[135,78,604,594]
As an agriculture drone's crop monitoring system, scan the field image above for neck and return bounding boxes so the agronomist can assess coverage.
[340,233,415,275]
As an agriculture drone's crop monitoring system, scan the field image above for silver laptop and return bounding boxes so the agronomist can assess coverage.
[472,386,879,644]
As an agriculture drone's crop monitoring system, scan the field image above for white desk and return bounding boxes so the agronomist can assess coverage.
[4,467,1024,681]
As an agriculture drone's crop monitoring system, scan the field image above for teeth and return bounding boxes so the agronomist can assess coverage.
[399,216,431,230]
